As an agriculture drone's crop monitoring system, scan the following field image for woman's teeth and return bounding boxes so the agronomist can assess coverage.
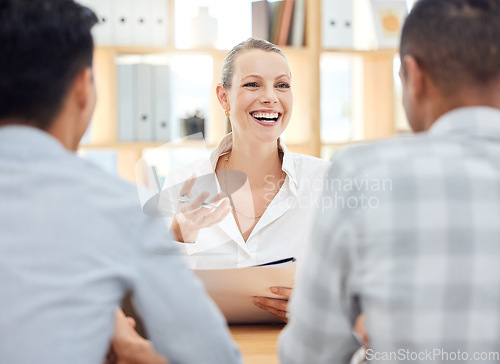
[251,112,280,123]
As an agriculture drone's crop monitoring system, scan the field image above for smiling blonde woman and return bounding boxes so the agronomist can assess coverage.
[160,38,330,321]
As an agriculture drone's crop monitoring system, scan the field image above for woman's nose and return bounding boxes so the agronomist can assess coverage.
[260,86,278,104]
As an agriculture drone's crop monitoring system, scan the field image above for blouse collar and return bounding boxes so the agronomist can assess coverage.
[208,133,298,189]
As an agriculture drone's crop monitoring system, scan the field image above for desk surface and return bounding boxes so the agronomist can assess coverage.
[230,324,285,364]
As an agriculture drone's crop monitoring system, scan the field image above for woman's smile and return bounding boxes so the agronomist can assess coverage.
[250,109,283,126]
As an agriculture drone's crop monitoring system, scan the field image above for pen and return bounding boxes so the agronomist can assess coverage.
[151,166,162,193]
[178,195,222,209]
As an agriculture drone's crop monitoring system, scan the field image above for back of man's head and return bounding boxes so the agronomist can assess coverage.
[0,0,98,130]
[401,0,500,95]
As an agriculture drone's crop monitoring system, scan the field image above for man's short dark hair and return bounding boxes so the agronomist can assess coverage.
[400,0,500,94]
[0,0,98,130]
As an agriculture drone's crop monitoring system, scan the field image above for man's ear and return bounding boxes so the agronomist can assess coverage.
[401,55,426,101]
[216,83,229,111]
[72,67,96,112]
[72,66,96,148]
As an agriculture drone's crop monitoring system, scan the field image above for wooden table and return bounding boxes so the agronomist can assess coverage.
[230,324,285,364]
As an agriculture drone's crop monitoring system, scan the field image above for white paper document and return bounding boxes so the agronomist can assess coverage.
[194,258,296,324]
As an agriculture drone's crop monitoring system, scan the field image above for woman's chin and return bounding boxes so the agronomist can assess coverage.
[233,120,288,145]
[252,129,284,144]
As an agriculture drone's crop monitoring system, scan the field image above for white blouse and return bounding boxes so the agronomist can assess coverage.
[159,134,330,269]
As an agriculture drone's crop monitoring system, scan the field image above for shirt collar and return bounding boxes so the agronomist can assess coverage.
[280,140,298,189]
[0,125,67,158]
[429,106,500,139]
[209,133,298,188]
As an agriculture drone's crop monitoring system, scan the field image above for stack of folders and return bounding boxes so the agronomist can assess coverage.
[321,0,408,50]
[79,0,169,46]
[321,0,354,49]
[117,62,170,142]
[251,0,306,47]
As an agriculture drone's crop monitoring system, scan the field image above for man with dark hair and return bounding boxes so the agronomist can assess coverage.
[0,0,96,132]
[279,0,500,362]
[0,1,240,363]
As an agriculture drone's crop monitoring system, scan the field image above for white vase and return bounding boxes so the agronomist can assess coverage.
[190,6,218,48]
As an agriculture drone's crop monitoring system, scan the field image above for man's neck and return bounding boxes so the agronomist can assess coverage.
[425,85,500,131]
[47,123,78,152]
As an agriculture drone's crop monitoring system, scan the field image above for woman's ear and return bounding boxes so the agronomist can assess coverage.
[216,83,229,111]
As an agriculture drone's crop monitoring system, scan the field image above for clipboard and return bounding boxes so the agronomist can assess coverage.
[194,257,296,323]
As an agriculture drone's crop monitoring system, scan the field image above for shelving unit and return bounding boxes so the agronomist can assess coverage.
[80,0,402,182]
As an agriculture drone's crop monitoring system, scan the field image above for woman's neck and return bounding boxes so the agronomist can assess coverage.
[228,134,282,181]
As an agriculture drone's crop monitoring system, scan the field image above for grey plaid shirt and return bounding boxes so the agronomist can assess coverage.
[279,107,500,363]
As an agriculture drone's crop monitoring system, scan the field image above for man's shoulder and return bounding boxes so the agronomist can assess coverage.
[337,133,429,161]
[292,152,330,166]
[55,156,146,220]
[65,158,173,249]
[290,152,331,175]
[73,157,137,196]
[329,133,435,176]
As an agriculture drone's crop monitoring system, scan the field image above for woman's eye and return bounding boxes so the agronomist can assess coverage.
[276,82,291,89]
[243,82,259,88]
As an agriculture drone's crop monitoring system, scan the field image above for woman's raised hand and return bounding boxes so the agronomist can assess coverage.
[170,174,231,243]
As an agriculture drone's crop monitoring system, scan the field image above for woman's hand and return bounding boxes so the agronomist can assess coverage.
[253,286,292,322]
[170,175,231,243]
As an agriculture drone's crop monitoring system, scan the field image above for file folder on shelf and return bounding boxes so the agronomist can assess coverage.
[152,65,170,141]
[149,0,169,46]
[290,0,306,47]
[80,0,114,46]
[113,0,133,46]
[117,64,136,142]
[79,0,169,46]
[251,1,271,41]
[136,63,153,142]
[131,0,151,46]
[321,0,354,49]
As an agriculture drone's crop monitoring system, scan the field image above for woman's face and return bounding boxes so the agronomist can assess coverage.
[223,49,292,144]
